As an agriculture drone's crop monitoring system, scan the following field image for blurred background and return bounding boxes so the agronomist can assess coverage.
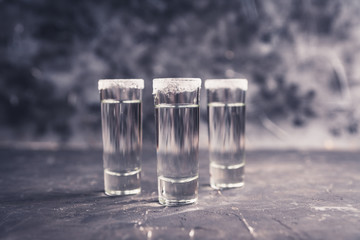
[1,0,360,150]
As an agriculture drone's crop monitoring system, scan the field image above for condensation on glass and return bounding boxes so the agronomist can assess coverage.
[153,78,201,206]
[205,79,248,189]
[98,79,144,196]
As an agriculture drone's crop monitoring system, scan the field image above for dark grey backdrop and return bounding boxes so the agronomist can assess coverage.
[1,0,359,149]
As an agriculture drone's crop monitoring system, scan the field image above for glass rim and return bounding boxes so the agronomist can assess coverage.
[153,78,201,93]
[205,79,248,91]
[98,79,144,90]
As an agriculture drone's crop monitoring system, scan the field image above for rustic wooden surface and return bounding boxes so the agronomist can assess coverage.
[0,148,359,240]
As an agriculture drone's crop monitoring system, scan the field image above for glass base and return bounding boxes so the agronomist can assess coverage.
[210,181,244,190]
[105,188,141,196]
[210,162,244,190]
[158,196,197,206]
[158,175,198,206]
[104,168,141,196]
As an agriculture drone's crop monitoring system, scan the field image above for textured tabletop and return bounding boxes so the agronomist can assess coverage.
[0,148,359,240]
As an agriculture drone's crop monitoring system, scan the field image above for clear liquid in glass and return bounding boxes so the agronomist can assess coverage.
[208,102,245,189]
[101,99,142,195]
[155,104,199,205]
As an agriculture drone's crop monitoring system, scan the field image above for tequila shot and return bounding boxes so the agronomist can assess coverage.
[205,79,248,189]
[153,78,201,206]
[98,79,144,196]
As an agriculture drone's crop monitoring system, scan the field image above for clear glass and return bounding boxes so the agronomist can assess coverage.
[205,79,248,189]
[153,78,201,206]
[98,79,144,196]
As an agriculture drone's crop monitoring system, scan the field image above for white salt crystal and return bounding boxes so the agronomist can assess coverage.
[153,78,201,94]
[98,79,144,90]
[205,79,248,91]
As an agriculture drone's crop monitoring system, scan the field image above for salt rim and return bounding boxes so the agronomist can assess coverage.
[153,78,201,94]
[98,79,144,90]
[205,79,248,91]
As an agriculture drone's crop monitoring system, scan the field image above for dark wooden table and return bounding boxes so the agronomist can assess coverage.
[1,147,359,240]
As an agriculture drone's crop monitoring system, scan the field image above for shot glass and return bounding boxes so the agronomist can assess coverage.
[153,78,201,206]
[205,79,248,189]
[98,79,144,196]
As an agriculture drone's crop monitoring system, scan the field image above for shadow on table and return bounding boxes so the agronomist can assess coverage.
[0,189,157,206]
[0,190,104,205]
